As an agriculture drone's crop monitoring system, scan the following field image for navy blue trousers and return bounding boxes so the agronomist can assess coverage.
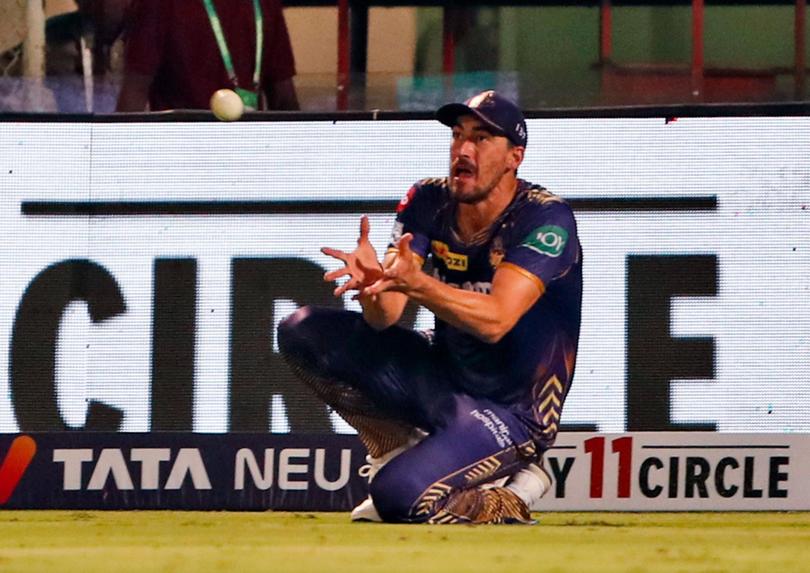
[277,306,536,522]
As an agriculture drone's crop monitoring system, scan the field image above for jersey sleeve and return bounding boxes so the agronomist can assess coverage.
[387,182,438,260]
[501,202,580,293]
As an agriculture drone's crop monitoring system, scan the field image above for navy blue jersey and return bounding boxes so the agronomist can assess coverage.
[389,178,582,446]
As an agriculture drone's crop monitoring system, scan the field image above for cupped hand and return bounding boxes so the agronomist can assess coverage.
[362,232,419,296]
[322,215,384,297]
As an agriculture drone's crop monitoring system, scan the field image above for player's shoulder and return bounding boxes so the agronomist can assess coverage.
[396,177,449,214]
[515,182,575,222]
[522,182,568,207]
[415,177,450,194]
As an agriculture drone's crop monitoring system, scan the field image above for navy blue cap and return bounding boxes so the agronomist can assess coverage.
[436,90,527,148]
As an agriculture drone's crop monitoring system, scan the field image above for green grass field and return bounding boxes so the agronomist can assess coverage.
[0,511,808,573]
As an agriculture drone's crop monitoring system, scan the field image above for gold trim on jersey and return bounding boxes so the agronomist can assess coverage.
[536,375,563,439]
[463,457,502,484]
[420,177,449,188]
[526,187,565,205]
[427,511,459,524]
[426,484,534,524]
[410,440,536,518]
[414,482,453,518]
[516,441,538,459]
[497,262,546,295]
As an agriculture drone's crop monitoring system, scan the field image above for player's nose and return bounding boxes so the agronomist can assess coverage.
[458,138,476,157]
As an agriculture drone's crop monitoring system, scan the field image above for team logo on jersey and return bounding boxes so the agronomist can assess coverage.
[521,225,568,257]
[489,237,505,269]
[431,241,468,271]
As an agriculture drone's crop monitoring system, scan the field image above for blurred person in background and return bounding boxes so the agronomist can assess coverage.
[12,0,128,76]
[278,91,582,524]
[0,0,129,112]
[116,0,298,112]
[78,0,131,75]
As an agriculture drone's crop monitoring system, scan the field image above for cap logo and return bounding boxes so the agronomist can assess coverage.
[467,90,495,109]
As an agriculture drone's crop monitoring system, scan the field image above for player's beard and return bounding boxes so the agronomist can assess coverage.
[449,166,506,204]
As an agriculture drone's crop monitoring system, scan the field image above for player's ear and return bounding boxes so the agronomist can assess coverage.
[507,144,524,172]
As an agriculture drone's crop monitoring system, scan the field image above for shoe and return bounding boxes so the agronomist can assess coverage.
[350,430,427,522]
[505,462,552,509]
[350,495,383,522]
[350,453,389,523]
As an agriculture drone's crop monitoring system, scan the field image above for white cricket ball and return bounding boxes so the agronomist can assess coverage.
[210,88,244,122]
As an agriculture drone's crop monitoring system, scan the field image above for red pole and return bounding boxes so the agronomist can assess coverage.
[337,0,350,110]
[600,0,613,64]
[796,0,807,99]
[442,7,456,75]
[691,0,705,100]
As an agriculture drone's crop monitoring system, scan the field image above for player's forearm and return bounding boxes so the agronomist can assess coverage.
[406,273,511,343]
[358,249,411,329]
[359,291,407,330]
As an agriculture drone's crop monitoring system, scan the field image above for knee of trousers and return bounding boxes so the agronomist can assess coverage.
[369,465,434,523]
[276,305,323,360]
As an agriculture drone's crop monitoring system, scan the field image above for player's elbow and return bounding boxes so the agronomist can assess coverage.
[478,331,505,345]
[362,308,400,331]
[361,293,407,331]
[476,300,527,344]
[476,321,511,344]
[477,308,524,343]
[364,315,396,331]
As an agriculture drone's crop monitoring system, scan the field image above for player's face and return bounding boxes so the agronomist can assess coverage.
[448,115,520,204]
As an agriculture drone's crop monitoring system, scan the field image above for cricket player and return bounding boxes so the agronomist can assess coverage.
[278,90,582,524]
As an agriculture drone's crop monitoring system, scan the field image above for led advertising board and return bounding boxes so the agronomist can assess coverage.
[0,117,808,434]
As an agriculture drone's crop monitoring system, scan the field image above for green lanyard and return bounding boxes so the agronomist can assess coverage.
[202,0,263,108]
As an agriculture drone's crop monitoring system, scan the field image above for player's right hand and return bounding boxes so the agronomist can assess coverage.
[322,215,384,297]
[363,232,421,296]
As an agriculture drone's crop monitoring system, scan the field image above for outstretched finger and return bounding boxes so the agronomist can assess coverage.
[321,247,349,262]
[334,279,358,297]
[397,233,414,256]
[363,277,395,296]
[358,215,370,244]
[324,267,351,282]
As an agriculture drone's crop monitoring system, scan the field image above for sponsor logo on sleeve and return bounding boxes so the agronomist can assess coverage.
[521,225,568,258]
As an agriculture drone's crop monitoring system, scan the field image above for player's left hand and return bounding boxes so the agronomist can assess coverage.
[322,215,384,297]
[363,233,421,296]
